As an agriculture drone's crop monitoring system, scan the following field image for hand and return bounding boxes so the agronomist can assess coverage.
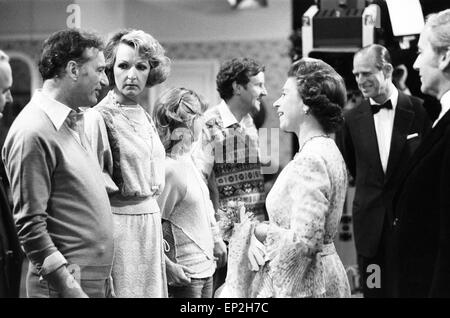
[45,266,89,298]
[247,226,266,272]
[61,277,89,298]
[238,203,254,224]
[214,239,228,268]
[166,258,194,287]
[254,222,268,243]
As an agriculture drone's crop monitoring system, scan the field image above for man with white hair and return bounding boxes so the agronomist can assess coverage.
[0,49,23,298]
[393,9,450,297]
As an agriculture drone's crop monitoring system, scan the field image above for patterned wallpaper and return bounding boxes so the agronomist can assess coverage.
[0,38,294,172]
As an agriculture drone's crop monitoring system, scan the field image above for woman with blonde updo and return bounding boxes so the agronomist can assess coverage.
[219,58,351,298]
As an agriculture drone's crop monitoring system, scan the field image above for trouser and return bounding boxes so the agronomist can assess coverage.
[169,276,213,298]
[358,217,397,298]
[26,268,114,298]
[212,241,229,295]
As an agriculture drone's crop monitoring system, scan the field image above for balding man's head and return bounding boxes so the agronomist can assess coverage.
[352,44,394,103]
[0,50,13,118]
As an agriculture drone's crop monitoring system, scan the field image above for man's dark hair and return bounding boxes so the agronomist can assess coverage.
[38,29,104,80]
[216,57,265,101]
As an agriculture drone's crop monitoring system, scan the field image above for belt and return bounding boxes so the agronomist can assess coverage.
[110,195,160,215]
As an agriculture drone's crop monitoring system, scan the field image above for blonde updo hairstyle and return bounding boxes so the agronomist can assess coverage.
[153,87,208,154]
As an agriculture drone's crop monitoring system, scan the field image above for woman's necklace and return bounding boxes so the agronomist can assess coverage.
[110,91,141,133]
[298,134,330,153]
[110,90,160,195]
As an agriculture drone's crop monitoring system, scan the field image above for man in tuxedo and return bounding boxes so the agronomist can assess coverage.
[393,9,450,297]
[337,44,430,297]
[0,49,23,298]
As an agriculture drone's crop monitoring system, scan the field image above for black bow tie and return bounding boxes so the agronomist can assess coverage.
[371,100,393,114]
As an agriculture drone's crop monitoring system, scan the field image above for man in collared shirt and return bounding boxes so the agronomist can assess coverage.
[336,44,430,297]
[393,9,450,297]
[193,57,268,291]
[0,49,23,298]
[2,29,113,298]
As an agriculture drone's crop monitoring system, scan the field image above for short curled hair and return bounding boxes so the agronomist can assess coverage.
[216,57,265,101]
[288,58,346,134]
[38,29,104,80]
[153,87,208,154]
[104,29,171,88]
[425,9,450,54]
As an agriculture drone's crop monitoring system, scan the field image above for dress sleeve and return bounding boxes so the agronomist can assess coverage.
[83,109,119,193]
[157,161,187,221]
[206,192,221,242]
[265,154,330,295]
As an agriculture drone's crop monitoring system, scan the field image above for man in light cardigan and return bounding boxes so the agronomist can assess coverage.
[2,29,113,298]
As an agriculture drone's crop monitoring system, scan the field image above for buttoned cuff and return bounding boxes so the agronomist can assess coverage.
[38,251,68,277]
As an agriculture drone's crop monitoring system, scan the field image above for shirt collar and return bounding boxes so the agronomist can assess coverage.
[436,90,450,126]
[369,84,399,111]
[218,100,253,128]
[33,89,76,130]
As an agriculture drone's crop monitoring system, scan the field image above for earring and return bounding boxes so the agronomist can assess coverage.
[303,107,309,115]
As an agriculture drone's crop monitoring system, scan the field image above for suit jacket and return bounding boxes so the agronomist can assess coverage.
[0,176,23,298]
[393,108,450,297]
[336,91,430,258]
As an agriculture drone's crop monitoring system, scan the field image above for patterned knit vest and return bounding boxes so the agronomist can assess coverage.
[205,109,267,220]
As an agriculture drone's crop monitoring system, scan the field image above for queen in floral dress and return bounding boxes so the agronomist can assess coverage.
[218,58,351,298]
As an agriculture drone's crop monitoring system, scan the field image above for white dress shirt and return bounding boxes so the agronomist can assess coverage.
[370,85,398,174]
[36,89,85,147]
[194,100,259,179]
[433,90,450,128]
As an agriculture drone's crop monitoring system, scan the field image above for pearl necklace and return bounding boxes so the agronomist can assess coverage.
[298,134,330,153]
[109,91,143,133]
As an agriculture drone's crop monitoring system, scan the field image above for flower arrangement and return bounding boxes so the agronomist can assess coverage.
[216,200,254,242]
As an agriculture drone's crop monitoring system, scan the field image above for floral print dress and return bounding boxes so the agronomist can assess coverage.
[218,137,351,298]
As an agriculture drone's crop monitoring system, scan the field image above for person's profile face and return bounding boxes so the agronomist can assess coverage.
[113,43,151,102]
[273,77,302,134]
[76,48,108,106]
[0,61,13,118]
[239,71,267,113]
[413,28,443,99]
